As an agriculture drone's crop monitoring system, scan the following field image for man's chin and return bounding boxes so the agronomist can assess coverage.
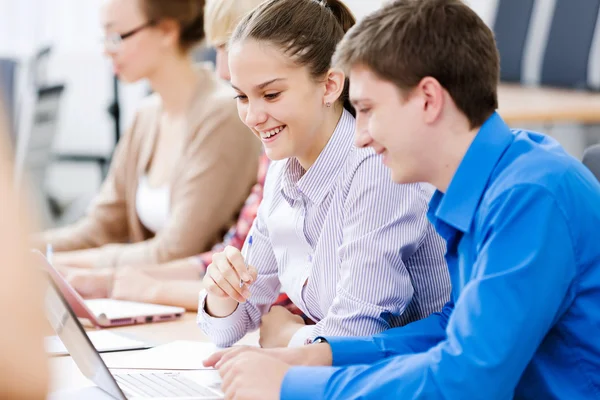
[390,168,416,185]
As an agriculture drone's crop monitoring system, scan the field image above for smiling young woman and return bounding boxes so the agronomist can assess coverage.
[198,0,451,349]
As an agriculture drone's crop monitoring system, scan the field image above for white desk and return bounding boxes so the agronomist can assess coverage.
[49,312,259,394]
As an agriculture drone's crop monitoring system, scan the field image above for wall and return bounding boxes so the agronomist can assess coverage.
[2,0,589,225]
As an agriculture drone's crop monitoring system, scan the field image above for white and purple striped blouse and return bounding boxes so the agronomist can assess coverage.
[197,110,451,347]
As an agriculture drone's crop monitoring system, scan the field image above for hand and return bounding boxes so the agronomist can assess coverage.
[60,266,114,298]
[204,343,333,369]
[203,246,258,317]
[218,350,290,400]
[260,306,305,348]
[111,266,161,303]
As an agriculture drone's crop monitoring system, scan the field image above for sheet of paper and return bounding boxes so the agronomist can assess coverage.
[103,340,219,370]
[45,330,151,356]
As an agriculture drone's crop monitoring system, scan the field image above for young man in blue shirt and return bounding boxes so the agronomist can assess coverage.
[204,0,600,398]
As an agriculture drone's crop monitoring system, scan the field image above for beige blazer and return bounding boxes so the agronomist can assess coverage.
[39,65,261,268]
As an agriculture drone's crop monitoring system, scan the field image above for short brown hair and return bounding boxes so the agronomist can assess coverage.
[140,0,206,52]
[231,0,356,114]
[333,0,499,128]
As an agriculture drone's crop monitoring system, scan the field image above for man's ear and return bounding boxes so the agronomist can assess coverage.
[418,76,445,124]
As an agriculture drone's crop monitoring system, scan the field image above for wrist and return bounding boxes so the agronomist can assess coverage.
[306,342,333,367]
[102,268,116,297]
[205,293,239,318]
[283,322,306,346]
[147,278,166,303]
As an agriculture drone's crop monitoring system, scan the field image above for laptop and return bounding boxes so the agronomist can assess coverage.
[34,250,185,327]
[44,271,225,399]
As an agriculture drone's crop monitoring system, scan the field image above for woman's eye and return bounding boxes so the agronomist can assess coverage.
[264,92,281,100]
[234,94,248,101]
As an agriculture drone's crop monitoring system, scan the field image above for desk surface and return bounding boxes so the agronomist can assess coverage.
[49,312,259,394]
[498,84,600,125]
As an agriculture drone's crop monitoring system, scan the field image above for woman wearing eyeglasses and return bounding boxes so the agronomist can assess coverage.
[37,0,261,271]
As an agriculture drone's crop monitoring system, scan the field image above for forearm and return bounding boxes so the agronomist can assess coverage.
[140,258,204,280]
[324,302,451,366]
[205,293,240,318]
[36,221,99,253]
[53,249,104,269]
[154,280,205,311]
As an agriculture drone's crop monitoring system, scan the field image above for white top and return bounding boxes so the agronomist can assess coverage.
[135,175,170,234]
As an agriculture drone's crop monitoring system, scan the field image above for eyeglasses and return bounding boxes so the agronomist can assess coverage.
[104,20,156,52]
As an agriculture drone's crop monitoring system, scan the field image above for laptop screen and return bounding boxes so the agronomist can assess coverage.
[44,269,127,400]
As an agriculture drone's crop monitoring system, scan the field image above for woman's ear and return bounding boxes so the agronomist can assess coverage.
[323,68,346,106]
[157,18,180,50]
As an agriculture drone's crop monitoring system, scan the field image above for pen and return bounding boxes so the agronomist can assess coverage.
[240,235,253,288]
[46,243,53,265]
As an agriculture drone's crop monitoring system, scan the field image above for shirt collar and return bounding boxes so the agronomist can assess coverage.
[428,112,515,233]
[281,110,356,205]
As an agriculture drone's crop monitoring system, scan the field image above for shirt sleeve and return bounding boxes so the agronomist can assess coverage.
[308,154,445,340]
[322,300,453,365]
[196,166,280,348]
[281,185,578,399]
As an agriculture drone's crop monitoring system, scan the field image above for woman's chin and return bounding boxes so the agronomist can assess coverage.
[115,71,142,84]
[263,146,290,162]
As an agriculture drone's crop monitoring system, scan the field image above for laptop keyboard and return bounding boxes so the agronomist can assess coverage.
[115,372,220,398]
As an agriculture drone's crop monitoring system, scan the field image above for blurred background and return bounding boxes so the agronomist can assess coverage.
[1,0,599,229]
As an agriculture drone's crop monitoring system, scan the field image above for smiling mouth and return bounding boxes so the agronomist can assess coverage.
[259,125,286,140]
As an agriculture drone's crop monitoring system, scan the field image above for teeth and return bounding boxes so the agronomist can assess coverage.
[261,126,284,139]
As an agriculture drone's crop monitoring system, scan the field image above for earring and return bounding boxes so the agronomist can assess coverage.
[326,102,332,108]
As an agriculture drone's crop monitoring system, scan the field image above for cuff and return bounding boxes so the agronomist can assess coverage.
[287,325,315,347]
[323,336,383,367]
[280,366,338,400]
[196,289,243,330]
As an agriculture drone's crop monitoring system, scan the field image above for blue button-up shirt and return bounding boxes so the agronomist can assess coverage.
[281,112,600,399]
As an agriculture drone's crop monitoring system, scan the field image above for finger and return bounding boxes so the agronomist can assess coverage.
[218,357,238,391]
[210,267,248,303]
[212,252,246,292]
[55,265,72,277]
[204,271,234,299]
[215,346,257,369]
[223,373,238,400]
[224,246,252,283]
[214,257,250,300]
[247,264,258,284]
[203,349,228,368]
[203,265,230,298]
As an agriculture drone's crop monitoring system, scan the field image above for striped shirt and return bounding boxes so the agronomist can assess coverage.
[197,110,451,347]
